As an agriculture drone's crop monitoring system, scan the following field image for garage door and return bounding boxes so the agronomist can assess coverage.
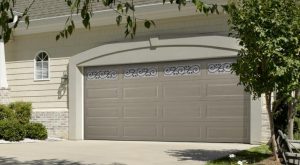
[84,58,250,143]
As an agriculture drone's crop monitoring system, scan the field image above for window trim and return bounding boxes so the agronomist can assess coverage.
[34,51,51,81]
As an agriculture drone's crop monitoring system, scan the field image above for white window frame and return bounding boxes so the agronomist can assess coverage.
[34,51,50,81]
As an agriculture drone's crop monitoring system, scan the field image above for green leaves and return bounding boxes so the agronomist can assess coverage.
[228,0,300,98]
[0,0,227,43]
[144,20,155,29]
[116,15,122,26]
[0,0,34,43]
[56,19,75,41]
[191,0,222,15]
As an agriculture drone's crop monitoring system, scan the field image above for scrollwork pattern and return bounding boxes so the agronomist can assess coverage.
[208,62,232,74]
[124,67,158,79]
[164,64,201,76]
[86,68,118,80]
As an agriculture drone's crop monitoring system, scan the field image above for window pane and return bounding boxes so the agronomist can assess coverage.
[35,61,43,79]
[42,61,49,79]
[36,70,43,79]
[44,54,48,61]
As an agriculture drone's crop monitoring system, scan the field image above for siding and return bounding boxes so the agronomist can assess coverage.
[6,57,69,111]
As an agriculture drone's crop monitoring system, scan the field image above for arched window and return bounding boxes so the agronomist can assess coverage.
[34,51,50,80]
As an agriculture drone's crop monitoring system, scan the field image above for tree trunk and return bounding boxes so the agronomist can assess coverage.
[288,101,294,140]
[266,92,279,162]
[287,89,300,140]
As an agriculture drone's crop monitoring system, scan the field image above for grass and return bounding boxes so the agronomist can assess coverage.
[206,145,272,165]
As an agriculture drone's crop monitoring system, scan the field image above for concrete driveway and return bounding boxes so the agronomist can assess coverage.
[0,140,255,165]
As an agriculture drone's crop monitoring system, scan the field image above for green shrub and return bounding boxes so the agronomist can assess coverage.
[9,102,32,124]
[0,120,26,141]
[25,122,48,140]
[0,104,14,120]
[273,101,288,134]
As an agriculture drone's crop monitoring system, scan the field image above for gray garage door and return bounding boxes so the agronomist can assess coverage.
[84,58,250,143]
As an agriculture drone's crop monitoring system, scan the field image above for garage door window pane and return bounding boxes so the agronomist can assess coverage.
[124,66,158,79]
[207,62,232,75]
[85,67,118,80]
[164,64,201,76]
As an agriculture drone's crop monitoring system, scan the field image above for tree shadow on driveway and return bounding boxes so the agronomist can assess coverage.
[0,156,126,165]
[166,149,239,161]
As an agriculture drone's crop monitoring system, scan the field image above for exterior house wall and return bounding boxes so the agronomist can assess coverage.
[0,88,10,105]
[4,14,229,138]
[261,95,271,143]
[5,58,69,138]
[3,13,271,142]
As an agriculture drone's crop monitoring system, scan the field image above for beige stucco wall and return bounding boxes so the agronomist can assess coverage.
[6,14,228,61]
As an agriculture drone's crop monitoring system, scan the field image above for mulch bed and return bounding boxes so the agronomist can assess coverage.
[256,156,282,165]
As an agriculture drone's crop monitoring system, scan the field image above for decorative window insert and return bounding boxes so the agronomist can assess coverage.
[85,67,118,80]
[164,64,201,76]
[124,66,158,79]
[207,62,233,75]
[34,51,50,80]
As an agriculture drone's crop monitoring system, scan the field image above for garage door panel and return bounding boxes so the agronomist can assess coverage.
[162,103,203,120]
[205,101,249,119]
[85,100,123,108]
[86,88,119,99]
[123,105,159,119]
[162,126,201,138]
[85,80,120,87]
[163,85,202,98]
[86,107,121,118]
[85,126,119,138]
[123,86,159,98]
[85,118,121,125]
[206,127,248,141]
[84,58,250,143]
[206,84,245,97]
[161,96,249,102]
[123,125,158,138]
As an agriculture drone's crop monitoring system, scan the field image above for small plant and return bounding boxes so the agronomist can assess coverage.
[228,154,248,165]
[0,104,14,120]
[9,102,32,124]
[25,122,48,140]
[0,119,26,141]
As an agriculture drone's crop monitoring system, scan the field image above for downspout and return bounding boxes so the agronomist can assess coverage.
[0,15,17,104]
[0,39,10,105]
[0,39,8,89]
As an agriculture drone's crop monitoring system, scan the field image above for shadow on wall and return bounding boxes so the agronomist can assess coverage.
[166,149,239,161]
[0,157,127,165]
[58,71,68,99]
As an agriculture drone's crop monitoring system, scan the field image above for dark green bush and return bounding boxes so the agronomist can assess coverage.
[25,122,48,140]
[9,102,32,124]
[274,101,288,134]
[0,119,26,141]
[0,102,48,141]
[0,104,14,120]
[273,95,300,139]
